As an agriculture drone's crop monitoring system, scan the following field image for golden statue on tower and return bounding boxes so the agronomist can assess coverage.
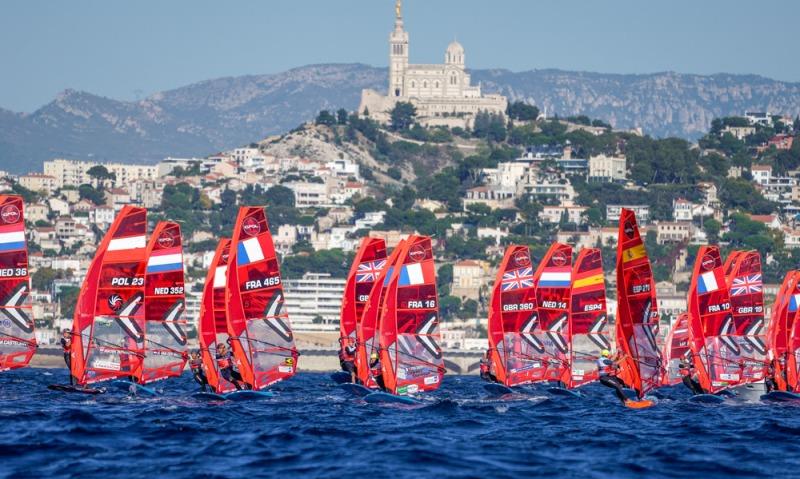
[396,0,401,19]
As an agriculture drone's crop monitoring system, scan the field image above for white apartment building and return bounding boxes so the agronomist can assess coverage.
[19,174,57,194]
[539,205,587,225]
[606,204,650,223]
[588,154,627,182]
[673,198,693,221]
[44,159,157,188]
[286,182,329,207]
[451,260,486,299]
[283,273,346,331]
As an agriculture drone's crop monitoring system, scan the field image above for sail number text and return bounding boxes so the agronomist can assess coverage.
[0,268,26,277]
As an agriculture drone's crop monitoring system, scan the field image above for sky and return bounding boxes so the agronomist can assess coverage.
[1,0,798,112]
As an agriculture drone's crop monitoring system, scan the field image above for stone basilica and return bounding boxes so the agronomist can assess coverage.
[359,0,507,128]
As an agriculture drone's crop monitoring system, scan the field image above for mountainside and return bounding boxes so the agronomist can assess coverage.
[2,63,800,173]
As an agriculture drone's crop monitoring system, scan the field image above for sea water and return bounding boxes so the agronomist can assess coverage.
[1,369,798,478]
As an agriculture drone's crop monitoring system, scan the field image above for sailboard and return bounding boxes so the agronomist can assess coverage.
[354,239,407,389]
[136,221,188,385]
[338,237,387,378]
[615,209,662,399]
[686,246,741,395]
[378,235,444,397]
[67,206,148,389]
[486,245,542,388]
[0,195,36,371]
[227,206,298,390]
[661,313,690,385]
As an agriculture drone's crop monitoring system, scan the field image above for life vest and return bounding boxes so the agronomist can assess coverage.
[479,360,489,375]
[61,338,70,354]
[370,360,382,377]
[596,357,616,376]
[678,361,693,376]
[190,358,203,371]
[217,353,231,370]
[339,346,355,362]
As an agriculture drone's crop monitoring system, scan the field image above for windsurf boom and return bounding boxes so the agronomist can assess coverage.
[0,195,36,371]
[615,209,662,398]
[487,245,541,387]
[379,235,444,396]
[70,206,148,386]
[339,237,387,358]
[137,221,188,384]
[686,246,740,394]
[227,206,298,390]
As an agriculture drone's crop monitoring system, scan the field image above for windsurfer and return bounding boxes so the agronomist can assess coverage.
[189,350,208,392]
[216,343,245,390]
[597,350,628,403]
[479,349,497,383]
[60,329,73,385]
[678,352,704,395]
[370,352,386,391]
[338,341,358,383]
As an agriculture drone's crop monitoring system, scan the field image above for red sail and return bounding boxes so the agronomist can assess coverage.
[568,248,611,389]
[530,242,573,384]
[137,221,188,384]
[787,275,800,390]
[615,209,661,397]
[339,238,387,352]
[687,246,739,394]
[355,239,406,388]
[487,245,539,386]
[227,206,298,390]
[767,270,799,391]
[0,195,35,371]
[198,239,237,393]
[71,205,147,386]
[661,313,690,385]
[722,250,767,385]
[379,235,444,396]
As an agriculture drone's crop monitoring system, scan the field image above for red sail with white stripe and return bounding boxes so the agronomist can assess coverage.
[722,250,767,385]
[487,245,540,387]
[379,236,444,396]
[198,239,238,393]
[530,242,573,384]
[355,239,406,388]
[0,195,35,371]
[339,237,387,354]
[661,313,690,386]
[767,270,799,392]
[228,206,298,390]
[567,248,610,389]
[615,209,662,397]
[138,221,188,384]
[71,205,147,386]
[687,246,740,394]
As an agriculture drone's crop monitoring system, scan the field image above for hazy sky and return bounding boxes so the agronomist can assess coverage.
[1,0,798,112]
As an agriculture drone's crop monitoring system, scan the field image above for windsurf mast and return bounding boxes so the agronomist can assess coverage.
[0,195,35,371]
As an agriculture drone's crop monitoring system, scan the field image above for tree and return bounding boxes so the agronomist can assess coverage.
[32,267,58,291]
[336,108,348,125]
[78,184,105,205]
[506,101,539,121]
[87,165,115,188]
[315,110,336,126]
[59,286,80,320]
[390,102,417,131]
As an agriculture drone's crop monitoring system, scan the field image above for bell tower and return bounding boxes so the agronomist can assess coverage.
[388,0,408,98]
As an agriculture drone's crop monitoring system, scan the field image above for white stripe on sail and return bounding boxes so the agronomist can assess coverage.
[108,235,146,251]
[213,266,227,288]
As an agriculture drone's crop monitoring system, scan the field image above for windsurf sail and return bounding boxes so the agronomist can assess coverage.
[660,313,690,385]
[722,250,767,385]
[615,209,662,397]
[767,270,799,392]
[567,248,611,389]
[137,221,188,384]
[355,239,406,388]
[70,205,147,386]
[0,195,35,371]
[379,235,444,396]
[786,274,800,391]
[486,245,540,387]
[339,237,387,353]
[198,239,238,393]
[686,246,741,394]
[227,206,298,390]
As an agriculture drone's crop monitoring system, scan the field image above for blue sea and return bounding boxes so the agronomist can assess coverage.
[1,369,799,479]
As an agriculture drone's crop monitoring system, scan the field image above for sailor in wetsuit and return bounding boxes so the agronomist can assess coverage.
[597,349,628,403]
[216,343,245,390]
[370,352,386,391]
[60,329,72,385]
[189,350,208,392]
[479,349,497,383]
[679,352,704,395]
[338,341,358,383]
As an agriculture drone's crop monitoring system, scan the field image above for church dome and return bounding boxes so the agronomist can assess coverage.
[445,41,464,65]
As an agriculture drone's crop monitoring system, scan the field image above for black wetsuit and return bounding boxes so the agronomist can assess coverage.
[339,346,357,378]
[190,358,208,392]
[370,358,386,391]
[60,337,72,385]
[597,358,627,402]
[217,351,244,390]
[679,360,704,395]
[479,357,497,383]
